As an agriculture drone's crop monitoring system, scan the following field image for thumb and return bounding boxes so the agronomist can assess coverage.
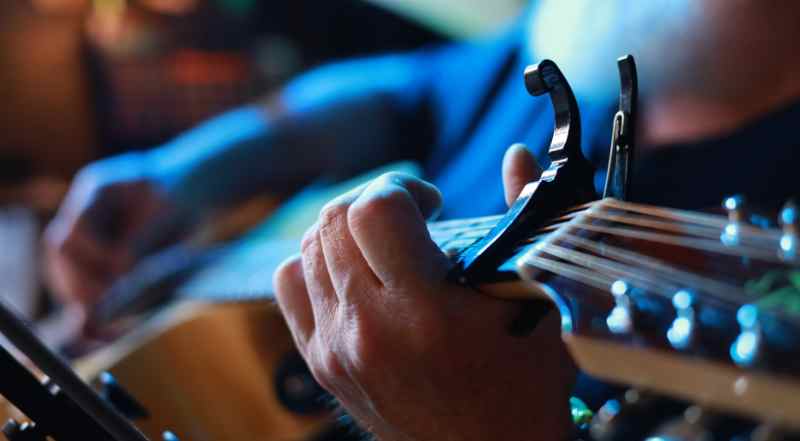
[502,143,542,207]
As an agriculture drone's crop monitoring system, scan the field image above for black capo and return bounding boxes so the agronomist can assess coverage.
[603,55,638,201]
[452,59,596,282]
[452,56,639,283]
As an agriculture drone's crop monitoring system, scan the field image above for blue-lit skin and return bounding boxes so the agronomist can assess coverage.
[144,55,430,216]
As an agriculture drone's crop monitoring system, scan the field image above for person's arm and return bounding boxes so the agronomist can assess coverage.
[44,51,436,309]
[150,53,436,215]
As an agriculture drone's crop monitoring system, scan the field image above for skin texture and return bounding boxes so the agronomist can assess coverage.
[274,146,577,441]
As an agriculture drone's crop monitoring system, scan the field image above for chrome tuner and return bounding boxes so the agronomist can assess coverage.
[730,304,762,367]
[721,195,746,246]
[607,280,635,334]
[667,290,696,350]
[778,200,798,261]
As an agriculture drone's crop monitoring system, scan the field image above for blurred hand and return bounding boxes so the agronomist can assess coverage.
[274,144,576,441]
[44,153,180,310]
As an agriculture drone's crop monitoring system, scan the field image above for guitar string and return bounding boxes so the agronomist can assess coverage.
[582,210,777,250]
[558,233,742,298]
[427,198,783,262]
[426,198,790,316]
[533,200,783,303]
[518,244,800,326]
[603,199,780,240]
[514,205,796,323]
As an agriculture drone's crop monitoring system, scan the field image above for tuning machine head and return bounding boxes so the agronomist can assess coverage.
[667,290,696,350]
[730,304,762,367]
[721,195,747,246]
[779,200,798,262]
[607,280,635,335]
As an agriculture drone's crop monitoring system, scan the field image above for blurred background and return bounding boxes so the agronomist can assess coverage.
[0,0,524,317]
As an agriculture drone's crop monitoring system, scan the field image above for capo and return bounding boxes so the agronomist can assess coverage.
[452,59,595,282]
[603,55,638,201]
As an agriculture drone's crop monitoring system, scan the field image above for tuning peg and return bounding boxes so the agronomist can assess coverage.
[721,195,747,246]
[2,420,47,441]
[606,280,635,334]
[730,304,762,367]
[778,200,798,262]
[667,290,696,350]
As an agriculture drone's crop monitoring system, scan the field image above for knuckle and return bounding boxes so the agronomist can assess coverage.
[318,200,349,232]
[300,225,319,253]
[375,171,405,185]
[348,186,409,227]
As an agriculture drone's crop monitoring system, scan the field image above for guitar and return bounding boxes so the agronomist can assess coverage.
[5,57,798,440]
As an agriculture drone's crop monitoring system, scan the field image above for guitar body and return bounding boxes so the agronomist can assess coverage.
[74,301,330,441]
[24,162,423,440]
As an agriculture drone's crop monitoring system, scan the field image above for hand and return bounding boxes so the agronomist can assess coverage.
[43,152,179,309]
[274,144,576,441]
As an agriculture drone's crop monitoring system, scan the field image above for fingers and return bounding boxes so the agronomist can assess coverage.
[300,226,339,332]
[273,255,315,348]
[347,173,447,287]
[502,143,542,207]
[318,194,381,301]
[43,214,126,307]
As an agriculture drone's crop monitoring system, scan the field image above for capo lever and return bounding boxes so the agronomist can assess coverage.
[603,55,638,201]
[452,59,595,282]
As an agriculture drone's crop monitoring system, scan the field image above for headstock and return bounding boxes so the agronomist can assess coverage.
[514,197,800,429]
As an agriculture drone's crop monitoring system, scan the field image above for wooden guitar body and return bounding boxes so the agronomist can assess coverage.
[34,163,426,440]
[74,301,329,441]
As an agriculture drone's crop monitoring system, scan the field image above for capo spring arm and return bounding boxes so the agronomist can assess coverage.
[603,55,638,201]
